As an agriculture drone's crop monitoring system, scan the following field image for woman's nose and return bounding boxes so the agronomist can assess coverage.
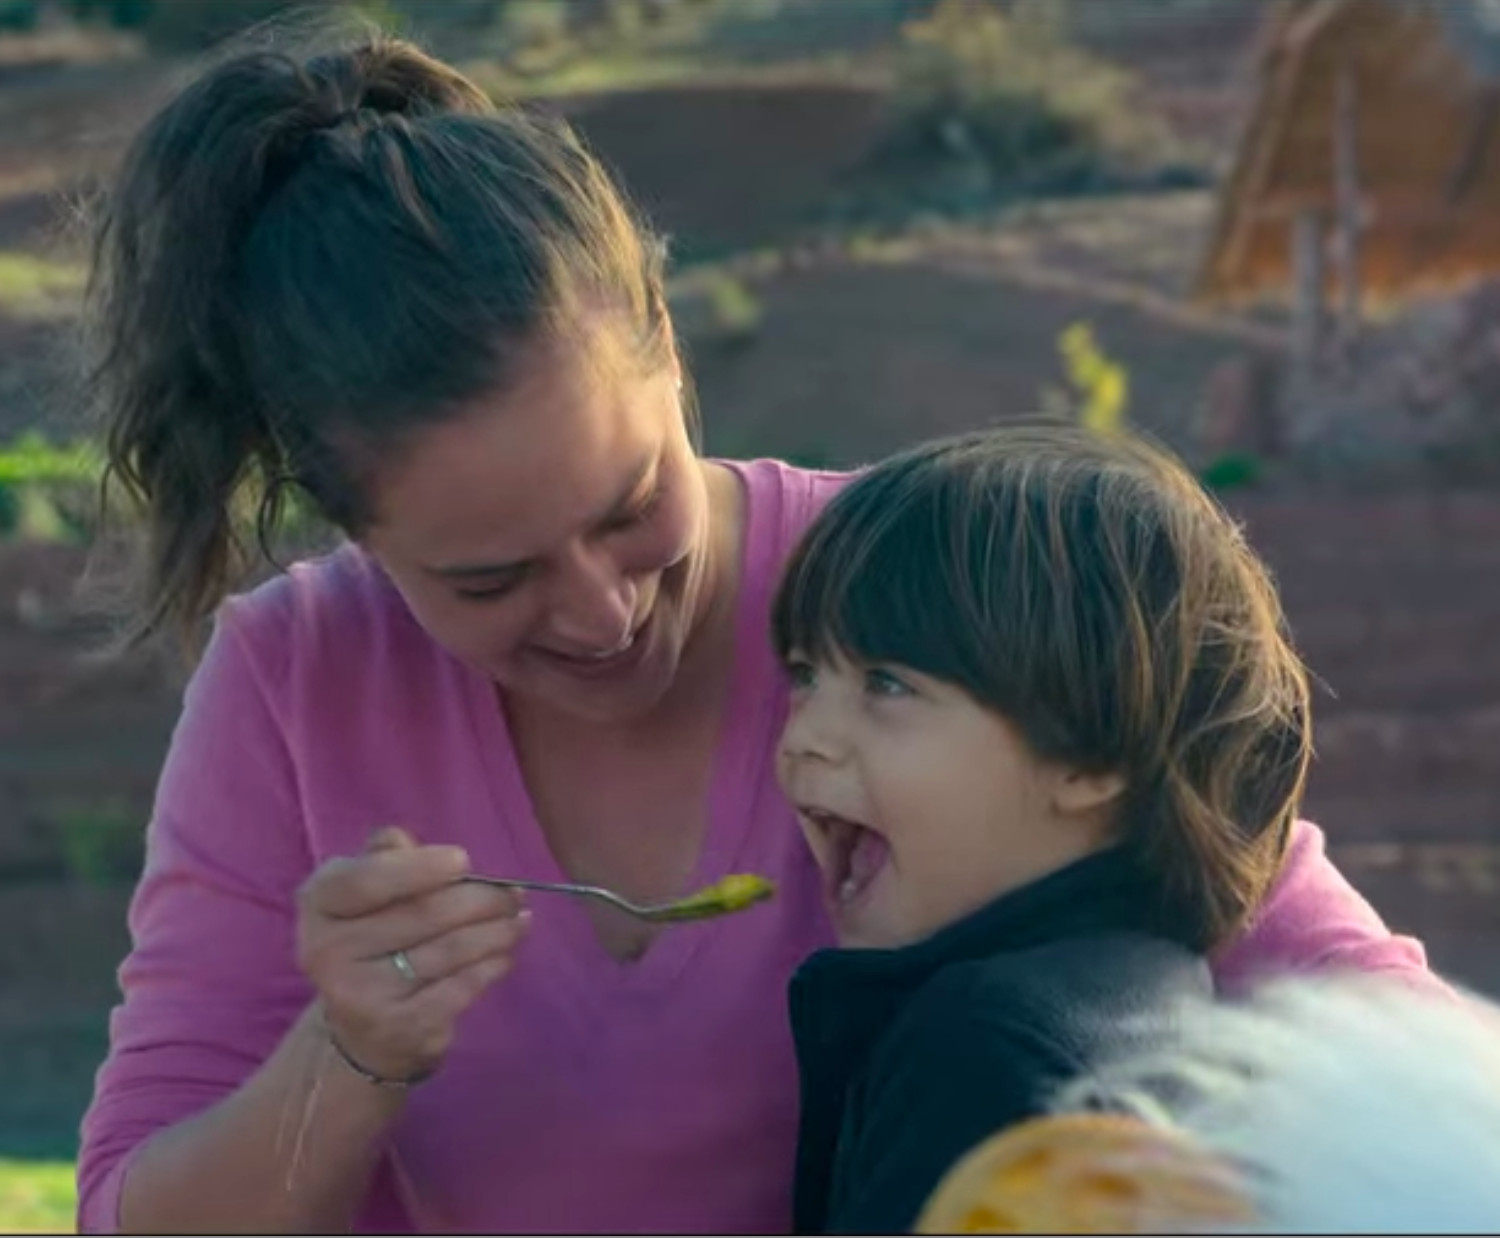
[546,545,637,653]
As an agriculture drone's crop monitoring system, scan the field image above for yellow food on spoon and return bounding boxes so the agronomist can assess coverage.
[661,873,776,920]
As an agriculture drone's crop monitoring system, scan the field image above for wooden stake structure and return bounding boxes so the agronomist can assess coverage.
[1291,209,1327,367]
[1333,63,1365,347]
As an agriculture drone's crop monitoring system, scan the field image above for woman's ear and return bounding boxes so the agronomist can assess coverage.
[661,311,683,390]
[1052,767,1127,818]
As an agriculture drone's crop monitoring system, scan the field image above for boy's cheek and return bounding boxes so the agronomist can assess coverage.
[772,740,795,794]
[795,823,830,873]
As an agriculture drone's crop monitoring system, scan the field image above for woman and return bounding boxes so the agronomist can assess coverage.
[77,28,1431,1235]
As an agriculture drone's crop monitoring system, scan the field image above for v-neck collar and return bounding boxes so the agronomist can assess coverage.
[461,459,785,994]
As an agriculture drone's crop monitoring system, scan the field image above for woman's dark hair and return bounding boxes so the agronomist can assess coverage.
[771,421,1312,952]
[86,22,673,648]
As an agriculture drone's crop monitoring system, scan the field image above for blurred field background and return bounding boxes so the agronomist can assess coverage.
[2,0,1499,1229]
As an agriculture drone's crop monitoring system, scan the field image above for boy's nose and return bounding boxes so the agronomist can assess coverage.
[779,690,849,768]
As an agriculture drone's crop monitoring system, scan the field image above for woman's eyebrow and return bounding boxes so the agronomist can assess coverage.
[423,454,656,580]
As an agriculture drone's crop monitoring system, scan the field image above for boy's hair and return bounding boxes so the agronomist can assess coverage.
[770,421,1311,951]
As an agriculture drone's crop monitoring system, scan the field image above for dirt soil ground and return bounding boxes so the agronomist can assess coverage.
[1,4,1497,1160]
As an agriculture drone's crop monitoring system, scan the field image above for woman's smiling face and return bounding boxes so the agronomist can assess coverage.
[361,333,714,725]
[775,653,1114,949]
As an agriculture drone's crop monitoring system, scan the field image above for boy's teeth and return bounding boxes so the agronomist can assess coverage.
[837,826,891,907]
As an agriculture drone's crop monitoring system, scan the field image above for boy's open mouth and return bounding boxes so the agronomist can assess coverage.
[800,807,890,908]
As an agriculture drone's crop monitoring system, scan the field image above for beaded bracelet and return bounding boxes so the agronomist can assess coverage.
[325,1029,435,1090]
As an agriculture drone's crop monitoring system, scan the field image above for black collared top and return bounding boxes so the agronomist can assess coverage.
[787,847,1211,1234]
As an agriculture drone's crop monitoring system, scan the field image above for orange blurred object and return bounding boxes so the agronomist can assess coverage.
[914,1112,1258,1235]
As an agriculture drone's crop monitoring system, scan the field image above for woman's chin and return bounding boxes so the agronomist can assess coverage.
[513,616,684,723]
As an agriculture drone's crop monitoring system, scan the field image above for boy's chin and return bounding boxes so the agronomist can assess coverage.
[831,889,967,951]
[831,907,918,951]
[833,927,885,950]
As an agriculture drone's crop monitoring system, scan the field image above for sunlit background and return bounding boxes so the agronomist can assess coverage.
[2,0,1498,1229]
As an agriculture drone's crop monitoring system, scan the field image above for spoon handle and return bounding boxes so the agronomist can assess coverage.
[459,874,764,924]
[460,874,637,911]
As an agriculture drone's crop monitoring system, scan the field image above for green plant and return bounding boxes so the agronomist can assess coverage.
[0,433,104,486]
[1200,452,1263,491]
[703,270,763,344]
[0,1160,74,1234]
[6,486,77,543]
[138,0,292,47]
[1043,321,1128,435]
[68,0,152,26]
[0,0,39,31]
[491,0,575,72]
[785,443,836,470]
[138,0,391,50]
[887,0,1170,191]
[845,230,892,263]
[0,252,87,321]
[52,802,143,886]
[605,0,649,44]
[0,432,337,555]
[0,434,104,545]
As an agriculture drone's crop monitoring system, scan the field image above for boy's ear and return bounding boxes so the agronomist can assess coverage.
[1053,767,1127,818]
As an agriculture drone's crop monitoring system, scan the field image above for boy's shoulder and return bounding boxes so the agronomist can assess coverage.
[818,935,1210,1232]
[879,932,1211,1071]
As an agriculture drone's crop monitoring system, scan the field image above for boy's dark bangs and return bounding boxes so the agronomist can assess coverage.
[772,478,978,687]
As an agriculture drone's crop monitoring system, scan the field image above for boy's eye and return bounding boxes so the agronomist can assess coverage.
[784,658,817,690]
[865,667,915,698]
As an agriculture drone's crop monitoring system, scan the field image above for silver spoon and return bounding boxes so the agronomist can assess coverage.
[460,872,775,924]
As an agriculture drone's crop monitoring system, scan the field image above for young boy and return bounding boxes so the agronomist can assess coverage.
[770,422,1312,1233]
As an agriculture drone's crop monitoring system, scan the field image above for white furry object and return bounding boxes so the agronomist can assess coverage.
[1054,975,1500,1234]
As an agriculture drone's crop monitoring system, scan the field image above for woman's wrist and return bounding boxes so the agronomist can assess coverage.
[323,1022,437,1089]
[286,1004,413,1121]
